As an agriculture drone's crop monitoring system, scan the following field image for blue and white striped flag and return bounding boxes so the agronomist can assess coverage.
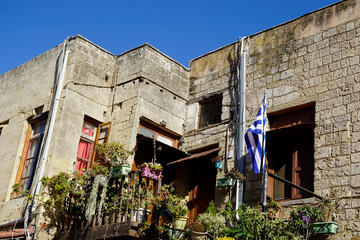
[245,94,267,174]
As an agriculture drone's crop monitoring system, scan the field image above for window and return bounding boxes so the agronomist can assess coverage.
[138,120,179,148]
[75,119,111,171]
[15,119,46,193]
[75,121,96,171]
[267,104,315,200]
[198,95,222,129]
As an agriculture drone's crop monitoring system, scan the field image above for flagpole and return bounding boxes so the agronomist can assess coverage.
[261,92,267,240]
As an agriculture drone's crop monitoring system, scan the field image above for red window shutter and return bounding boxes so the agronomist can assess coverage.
[76,138,94,171]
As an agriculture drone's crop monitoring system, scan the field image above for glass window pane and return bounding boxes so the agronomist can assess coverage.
[22,160,32,178]
[98,125,109,140]
[139,127,155,139]
[32,121,46,135]
[157,135,173,146]
[26,139,39,159]
[82,122,96,137]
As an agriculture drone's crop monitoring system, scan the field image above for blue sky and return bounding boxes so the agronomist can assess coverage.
[0,0,339,74]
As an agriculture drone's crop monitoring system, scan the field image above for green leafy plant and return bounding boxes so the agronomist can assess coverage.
[225,169,246,180]
[317,188,339,222]
[196,201,227,238]
[188,220,206,232]
[267,199,281,218]
[95,142,132,166]
[290,205,321,240]
[151,163,163,171]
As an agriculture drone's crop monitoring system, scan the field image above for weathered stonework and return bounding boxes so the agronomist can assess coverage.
[0,0,360,239]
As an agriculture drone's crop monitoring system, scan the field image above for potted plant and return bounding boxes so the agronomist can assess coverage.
[151,163,163,180]
[188,221,208,240]
[169,199,189,230]
[212,156,223,170]
[290,205,322,240]
[267,199,281,219]
[140,162,163,180]
[312,189,339,234]
[217,169,245,188]
[95,142,132,178]
[139,163,151,178]
[196,202,226,239]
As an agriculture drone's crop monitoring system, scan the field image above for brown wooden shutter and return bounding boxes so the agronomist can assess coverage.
[292,130,314,199]
[90,122,111,167]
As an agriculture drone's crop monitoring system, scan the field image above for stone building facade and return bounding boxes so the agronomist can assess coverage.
[0,0,360,239]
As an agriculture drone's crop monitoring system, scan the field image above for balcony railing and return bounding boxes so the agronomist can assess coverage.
[56,170,161,240]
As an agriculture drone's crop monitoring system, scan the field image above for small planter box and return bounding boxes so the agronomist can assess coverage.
[140,167,161,180]
[312,222,338,234]
[111,165,131,178]
[217,177,236,188]
[140,166,151,178]
[131,208,151,223]
[173,216,188,230]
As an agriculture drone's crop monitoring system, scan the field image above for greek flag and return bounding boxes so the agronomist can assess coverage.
[245,94,267,174]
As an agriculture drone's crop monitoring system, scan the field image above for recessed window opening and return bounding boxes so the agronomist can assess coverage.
[75,116,111,171]
[198,94,222,129]
[267,103,315,201]
[138,119,179,148]
[15,114,47,194]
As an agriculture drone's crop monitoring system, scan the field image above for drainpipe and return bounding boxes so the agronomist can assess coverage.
[24,36,71,240]
[235,37,247,212]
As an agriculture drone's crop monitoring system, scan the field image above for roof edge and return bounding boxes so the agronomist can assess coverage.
[117,43,190,71]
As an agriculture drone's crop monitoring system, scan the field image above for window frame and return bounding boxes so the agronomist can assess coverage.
[14,116,47,196]
[90,122,111,168]
[74,118,111,170]
[137,120,179,148]
[198,94,223,129]
[267,103,315,201]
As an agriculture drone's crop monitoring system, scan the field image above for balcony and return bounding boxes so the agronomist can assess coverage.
[54,170,161,240]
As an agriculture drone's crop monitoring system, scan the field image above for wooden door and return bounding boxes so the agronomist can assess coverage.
[188,157,216,220]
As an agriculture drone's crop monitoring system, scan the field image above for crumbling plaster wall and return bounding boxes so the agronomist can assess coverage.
[244,0,360,238]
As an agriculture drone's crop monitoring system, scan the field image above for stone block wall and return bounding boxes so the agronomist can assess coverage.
[243,0,360,238]
[0,43,64,222]
[183,43,239,204]
[45,36,116,177]
[112,44,189,151]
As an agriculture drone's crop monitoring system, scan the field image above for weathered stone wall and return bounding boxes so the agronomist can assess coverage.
[112,44,189,152]
[243,0,360,238]
[0,36,117,223]
[183,43,239,204]
[45,36,116,177]
[0,43,63,222]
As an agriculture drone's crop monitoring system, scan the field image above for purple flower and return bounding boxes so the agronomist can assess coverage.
[300,212,310,225]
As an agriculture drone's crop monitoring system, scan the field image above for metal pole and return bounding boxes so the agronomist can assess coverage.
[236,37,247,211]
[267,172,322,200]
